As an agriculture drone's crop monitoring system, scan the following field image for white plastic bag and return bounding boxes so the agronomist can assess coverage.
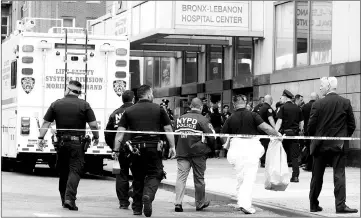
[264,139,290,191]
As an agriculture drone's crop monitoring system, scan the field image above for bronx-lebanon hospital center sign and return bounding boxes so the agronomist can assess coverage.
[175,1,249,28]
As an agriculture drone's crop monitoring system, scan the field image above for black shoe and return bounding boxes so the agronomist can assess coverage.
[260,163,265,168]
[143,195,152,217]
[303,167,312,172]
[310,206,323,212]
[175,204,183,212]
[196,201,210,211]
[336,206,358,213]
[290,177,299,183]
[63,200,78,211]
[133,210,142,215]
[119,205,129,209]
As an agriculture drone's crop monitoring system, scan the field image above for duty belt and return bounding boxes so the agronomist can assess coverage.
[60,135,81,141]
[131,141,158,149]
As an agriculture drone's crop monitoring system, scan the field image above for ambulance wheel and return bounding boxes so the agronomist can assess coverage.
[17,158,36,174]
[1,157,10,171]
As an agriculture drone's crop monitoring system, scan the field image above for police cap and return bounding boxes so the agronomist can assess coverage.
[282,89,294,99]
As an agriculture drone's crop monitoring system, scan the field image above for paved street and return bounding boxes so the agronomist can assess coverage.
[161,158,361,217]
[2,165,281,217]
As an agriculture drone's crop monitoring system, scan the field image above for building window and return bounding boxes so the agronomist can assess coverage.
[1,16,10,42]
[275,1,332,71]
[183,52,198,84]
[235,38,253,76]
[275,2,294,70]
[144,57,172,88]
[207,45,224,81]
[63,18,75,27]
[310,1,332,65]
[296,1,308,67]
[160,58,171,87]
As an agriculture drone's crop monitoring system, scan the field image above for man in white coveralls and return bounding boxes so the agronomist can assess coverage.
[220,94,282,214]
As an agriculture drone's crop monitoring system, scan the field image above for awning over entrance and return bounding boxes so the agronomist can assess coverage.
[94,1,264,57]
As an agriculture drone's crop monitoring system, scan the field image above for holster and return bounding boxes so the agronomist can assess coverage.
[81,135,91,152]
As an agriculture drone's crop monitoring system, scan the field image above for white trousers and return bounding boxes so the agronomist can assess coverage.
[227,138,264,210]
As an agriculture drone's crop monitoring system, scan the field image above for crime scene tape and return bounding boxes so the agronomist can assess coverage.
[2,126,359,141]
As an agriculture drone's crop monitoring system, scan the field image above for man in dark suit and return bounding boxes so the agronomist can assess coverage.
[301,92,319,171]
[308,77,357,214]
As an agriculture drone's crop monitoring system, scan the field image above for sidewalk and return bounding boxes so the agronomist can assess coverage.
[162,158,360,217]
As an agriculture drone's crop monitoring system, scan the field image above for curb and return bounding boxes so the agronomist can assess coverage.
[159,181,327,217]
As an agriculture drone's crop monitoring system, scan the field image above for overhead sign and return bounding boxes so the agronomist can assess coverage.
[175,1,249,28]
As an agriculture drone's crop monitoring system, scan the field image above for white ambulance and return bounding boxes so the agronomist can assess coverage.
[1,18,130,174]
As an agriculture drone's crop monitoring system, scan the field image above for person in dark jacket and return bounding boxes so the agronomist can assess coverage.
[209,102,223,158]
[173,97,216,212]
[300,92,319,171]
[200,97,210,118]
[105,90,135,210]
[252,96,264,113]
[308,77,357,214]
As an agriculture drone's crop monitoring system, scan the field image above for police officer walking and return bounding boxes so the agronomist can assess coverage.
[113,85,176,217]
[105,90,135,209]
[275,89,304,183]
[258,94,277,167]
[174,98,216,212]
[38,80,99,211]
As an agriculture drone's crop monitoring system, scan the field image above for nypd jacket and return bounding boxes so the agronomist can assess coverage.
[105,102,133,149]
[175,110,216,158]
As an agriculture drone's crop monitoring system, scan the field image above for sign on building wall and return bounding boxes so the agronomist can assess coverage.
[175,1,249,28]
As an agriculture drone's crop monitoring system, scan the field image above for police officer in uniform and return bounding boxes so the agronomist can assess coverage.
[258,94,277,167]
[113,85,176,217]
[275,89,304,183]
[105,90,135,209]
[38,80,99,211]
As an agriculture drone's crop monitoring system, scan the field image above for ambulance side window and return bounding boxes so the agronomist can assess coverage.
[11,60,17,89]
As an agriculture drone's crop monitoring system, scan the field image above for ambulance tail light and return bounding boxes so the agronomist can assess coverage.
[22,57,34,63]
[21,117,31,135]
[22,45,34,52]
[116,48,127,56]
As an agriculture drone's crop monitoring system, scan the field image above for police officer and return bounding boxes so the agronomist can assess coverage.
[105,90,135,210]
[174,97,216,212]
[275,89,304,183]
[113,84,176,217]
[38,80,99,211]
[258,94,277,167]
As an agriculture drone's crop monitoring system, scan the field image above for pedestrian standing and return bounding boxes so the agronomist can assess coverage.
[258,94,277,167]
[308,77,357,214]
[301,92,319,171]
[275,90,304,183]
[221,94,282,214]
[105,90,135,209]
[37,80,99,211]
[221,105,232,124]
[201,97,211,118]
[173,97,216,212]
[113,85,176,217]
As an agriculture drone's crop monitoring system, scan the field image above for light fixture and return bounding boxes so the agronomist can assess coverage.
[90,52,94,57]
[56,51,60,56]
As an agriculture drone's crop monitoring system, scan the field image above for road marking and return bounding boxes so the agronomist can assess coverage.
[33,213,61,217]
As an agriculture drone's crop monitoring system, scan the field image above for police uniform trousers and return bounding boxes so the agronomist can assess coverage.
[282,132,300,178]
[116,151,131,207]
[260,138,270,165]
[309,149,347,211]
[227,138,264,211]
[56,140,85,204]
[175,156,207,208]
[130,144,164,212]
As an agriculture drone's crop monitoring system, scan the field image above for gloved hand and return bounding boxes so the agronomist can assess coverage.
[92,136,99,146]
[38,139,46,151]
